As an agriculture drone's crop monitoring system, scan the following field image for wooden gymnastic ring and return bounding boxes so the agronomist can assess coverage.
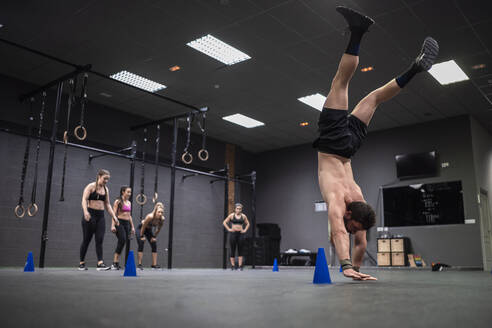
[63,131,68,144]
[135,193,147,205]
[27,203,39,217]
[181,152,193,164]
[74,125,87,141]
[14,205,26,218]
[198,149,209,161]
[152,192,158,204]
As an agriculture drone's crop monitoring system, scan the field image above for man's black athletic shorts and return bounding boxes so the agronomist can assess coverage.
[312,108,368,158]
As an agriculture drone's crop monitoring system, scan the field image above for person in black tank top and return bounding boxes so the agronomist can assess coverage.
[79,169,119,271]
[222,203,250,270]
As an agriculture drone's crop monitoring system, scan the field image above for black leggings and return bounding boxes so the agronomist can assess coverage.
[80,208,105,262]
[115,219,131,255]
[229,231,245,258]
[137,225,157,253]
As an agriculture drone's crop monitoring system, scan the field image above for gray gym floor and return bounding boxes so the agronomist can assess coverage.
[1,267,491,328]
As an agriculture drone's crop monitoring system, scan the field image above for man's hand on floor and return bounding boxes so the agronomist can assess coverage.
[343,268,378,281]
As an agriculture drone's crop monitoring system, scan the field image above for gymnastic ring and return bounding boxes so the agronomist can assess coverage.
[14,205,26,218]
[198,149,209,161]
[27,203,39,217]
[152,192,158,204]
[135,193,147,205]
[63,131,68,144]
[74,125,87,141]
[181,152,193,164]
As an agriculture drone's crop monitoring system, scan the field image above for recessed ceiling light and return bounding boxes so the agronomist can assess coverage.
[110,70,166,92]
[0,24,3,29]
[472,64,486,70]
[169,65,181,72]
[361,66,374,72]
[99,92,112,98]
[222,114,264,128]
[300,122,309,126]
[187,34,251,66]
[298,93,326,111]
[428,60,469,85]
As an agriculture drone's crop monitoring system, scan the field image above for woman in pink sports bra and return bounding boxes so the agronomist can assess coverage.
[110,186,135,270]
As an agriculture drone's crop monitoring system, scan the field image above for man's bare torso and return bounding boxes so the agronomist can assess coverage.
[318,152,364,208]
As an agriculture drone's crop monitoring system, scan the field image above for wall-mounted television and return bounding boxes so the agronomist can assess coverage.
[395,151,438,180]
[383,181,465,227]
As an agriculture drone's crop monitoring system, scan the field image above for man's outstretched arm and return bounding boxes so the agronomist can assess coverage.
[352,230,367,270]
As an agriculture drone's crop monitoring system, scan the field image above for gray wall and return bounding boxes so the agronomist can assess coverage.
[0,74,254,268]
[256,116,484,267]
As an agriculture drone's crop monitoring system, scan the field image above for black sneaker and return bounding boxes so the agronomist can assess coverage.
[110,263,120,270]
[78,263,88,271]
[415,37,439,72]
[336,6,375,32]
[137,264,144,271]
[231,265,236,271]
[239,266,244,271]
[96,263,111,271]
[151,264,161,270]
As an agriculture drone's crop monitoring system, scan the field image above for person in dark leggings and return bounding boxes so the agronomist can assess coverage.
[79,169,119,271]
[137,202,165,270]
[110,186,135,270]
[222,203,250,270]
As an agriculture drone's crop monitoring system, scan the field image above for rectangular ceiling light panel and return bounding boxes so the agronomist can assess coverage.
[222,113,264,128]
[298,93,326,111]
[187,34,251,65]
[110,71,167,92]
[428,60,469,85]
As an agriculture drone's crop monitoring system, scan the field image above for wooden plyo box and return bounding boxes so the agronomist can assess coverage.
[377,239,391,252]
[391,252,405,266]
[390,238,405,252]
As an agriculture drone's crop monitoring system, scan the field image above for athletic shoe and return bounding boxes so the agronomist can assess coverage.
[415,37,439,72]
[137,264,144,271]
[110,263,120,270]
[285,249,298,254]
[239,266,244,271]
[299,249,311,254]
[151,264,161,270]
[231,265,236,271]
[78,263,88,271]
[96,263,111,271]
[336,6,374,32]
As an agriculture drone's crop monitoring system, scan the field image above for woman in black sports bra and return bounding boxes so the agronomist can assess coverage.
[222,203,250,270]
[79,169,119,271]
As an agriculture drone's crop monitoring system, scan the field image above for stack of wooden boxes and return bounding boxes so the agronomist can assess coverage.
[377,237,407,266]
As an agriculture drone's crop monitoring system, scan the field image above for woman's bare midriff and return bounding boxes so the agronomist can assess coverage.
[88,200,105,211]
[117,212,131,221]
[230,224,243,232]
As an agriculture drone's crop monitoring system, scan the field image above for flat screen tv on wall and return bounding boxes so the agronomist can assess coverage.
[395,151,438,179]
[383,181,465,227]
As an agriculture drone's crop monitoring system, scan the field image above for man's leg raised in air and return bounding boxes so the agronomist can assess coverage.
[351,37,439,125]
[324,7,374,110]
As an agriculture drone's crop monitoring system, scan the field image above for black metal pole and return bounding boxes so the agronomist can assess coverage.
[39,81,64,268]
[223,165,229,269]
[89,146,132,163]
[251,171,257,269]
[167,118,178,269]
[130,107,208,131]
[125,140,137,265]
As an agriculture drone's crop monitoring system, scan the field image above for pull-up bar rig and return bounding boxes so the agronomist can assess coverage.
[2,37,210,268]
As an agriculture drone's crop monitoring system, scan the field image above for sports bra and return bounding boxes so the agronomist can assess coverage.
[121,201,131,212]
[230,214,244,225]
[88,187,107,201]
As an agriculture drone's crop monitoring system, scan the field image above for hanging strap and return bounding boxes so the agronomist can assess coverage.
[60,79,77,201]
[153,124,160,203]
[28,92,46,217]
[135,128,148,209]
[197,111,209,161]
[74,73,88,140]
[181,113,193,164]
[14,98,35,218]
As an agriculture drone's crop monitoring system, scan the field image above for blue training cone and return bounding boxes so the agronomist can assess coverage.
[273,258,279,272]
[340,265,343,273]
[124,250,137,277]
[24,252,34,272]
[313,248,331,284]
